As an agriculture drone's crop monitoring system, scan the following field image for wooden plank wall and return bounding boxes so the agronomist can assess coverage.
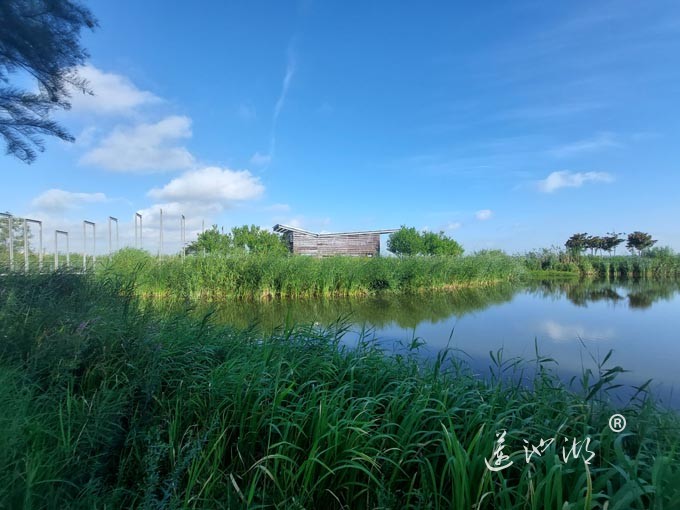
[291,232,380,257]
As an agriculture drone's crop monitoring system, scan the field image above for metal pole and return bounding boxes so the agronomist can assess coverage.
[83,221,86,271]
[181,214,186,261]
[23,218,28,273]
[83,221,95,270]
[54,230,58,270]
[8,215,13,272]
[115,218,119,251]
[135,213,143,250]
[159,208,163,260]
[202,219,205,258]
[108,217,118,256]
[66,232,70,267]
[38,221,43,271]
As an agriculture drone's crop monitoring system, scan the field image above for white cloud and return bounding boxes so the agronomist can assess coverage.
[250,152,272,167]
[475,209,493,221]
[445,222,462,231]
[148,166,264,204]
[32,189,107,212]
[537,170,614,193]
[273,53,295,125]
[541,320,614,343]
[137,201,222,230]
[70,64,160,115]
[549,133,620,157]
[267,44,296,161]
[74,126,98,147]
[80,116,195,172]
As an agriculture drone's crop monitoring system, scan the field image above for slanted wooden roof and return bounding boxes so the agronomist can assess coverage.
[273,224,398,237]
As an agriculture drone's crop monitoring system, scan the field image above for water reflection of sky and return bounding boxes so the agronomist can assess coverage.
[338,281,680,408]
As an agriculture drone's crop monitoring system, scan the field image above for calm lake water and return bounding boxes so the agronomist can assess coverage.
[201,278,680,408]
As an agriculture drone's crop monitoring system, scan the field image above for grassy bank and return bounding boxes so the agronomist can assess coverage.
[0,272,678,508]
[524,249,680,278]
[100,249,527,299]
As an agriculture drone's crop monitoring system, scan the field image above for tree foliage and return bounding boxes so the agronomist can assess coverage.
[186,225,231,255]
[186,225,287,256]
[0,0,97,163]
[601,232,625,255]
[0,213,31,259]
[387,226,463,256]
[626,231,657,255]
[387,226,423,256]
[231,225,288,255]
[565,233,589,255]
[567,232,625,256]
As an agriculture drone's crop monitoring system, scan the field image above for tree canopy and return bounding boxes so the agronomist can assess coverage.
[566,232,625,256]
[0,0,97,163]
[186,225,288,256]
[626,231,657,255]
[387,226,463,257]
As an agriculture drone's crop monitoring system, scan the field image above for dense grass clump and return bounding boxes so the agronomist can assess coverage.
[100,249,527,300]
[1,272,679,508]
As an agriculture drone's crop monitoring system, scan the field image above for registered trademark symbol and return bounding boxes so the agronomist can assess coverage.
[608,414,627,433]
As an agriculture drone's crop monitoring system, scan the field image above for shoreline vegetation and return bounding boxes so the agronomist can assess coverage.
[90,248,680,301]
[102,249,528,300]
[0,273,678,508]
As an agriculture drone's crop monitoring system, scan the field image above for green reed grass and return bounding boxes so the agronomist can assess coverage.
[523,249,680,279]
[0,272,679,508]
[98,249,527,300]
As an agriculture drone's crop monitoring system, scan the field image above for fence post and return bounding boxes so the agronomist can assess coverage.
[23,218,28,273]
[8,215,13,271]
[181,214,186,261]
[83,221,95,271]
[159,208,163,261]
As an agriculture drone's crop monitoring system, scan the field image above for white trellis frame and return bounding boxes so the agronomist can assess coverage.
[108,216,119,256]
[83,220,96,270]
[0,213,14,271]
[24,218,43,272]
[54,230,69,269]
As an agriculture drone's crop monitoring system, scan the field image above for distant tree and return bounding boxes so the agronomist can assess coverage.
[186,225,231,255]
[0,0,97,163]
[585,235,606,256]
[387,226,424,256]
[231,225,288,255]
[186,224,287,256]
[388,226,463,256]
[565,233,589,256]
[626,231,657,255]
[420,230,464,256]
[601,232,625,256]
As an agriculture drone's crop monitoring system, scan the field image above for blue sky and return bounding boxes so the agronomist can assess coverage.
[3,0,680,254]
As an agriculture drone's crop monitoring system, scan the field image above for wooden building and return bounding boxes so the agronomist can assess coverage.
[273,224,398,257]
